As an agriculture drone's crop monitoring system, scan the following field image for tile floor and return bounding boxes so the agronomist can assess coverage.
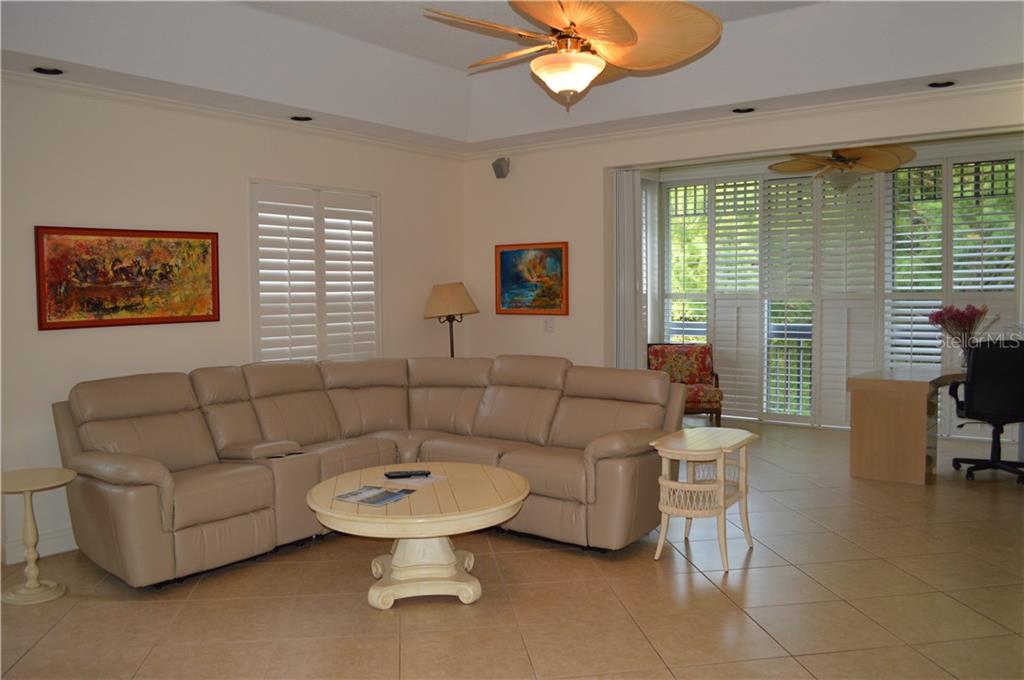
[2,422,1022,679]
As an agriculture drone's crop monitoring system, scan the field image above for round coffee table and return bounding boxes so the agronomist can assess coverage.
[2,468,77,605]
[307,461,528,610]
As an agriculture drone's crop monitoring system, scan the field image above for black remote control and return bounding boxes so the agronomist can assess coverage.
[384,470,431,479]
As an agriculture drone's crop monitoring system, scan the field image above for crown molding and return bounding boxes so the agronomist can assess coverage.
[1,71,468,160]
[461,79,1024,159]
[5,70,1022,163]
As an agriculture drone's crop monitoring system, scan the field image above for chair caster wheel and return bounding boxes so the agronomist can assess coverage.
[965,470,975,481]
[952,461,961,470]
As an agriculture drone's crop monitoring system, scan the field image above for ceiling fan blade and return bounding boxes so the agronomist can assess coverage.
[872,144,917,165]
[469,43,554,68]
[835,146,905,172]
[769,158,829,173]
[793,153,846,169]
[510,1,636,46]
[591,1,722,71]
[425,8,553,42]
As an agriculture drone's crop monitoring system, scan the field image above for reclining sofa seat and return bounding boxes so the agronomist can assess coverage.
[189,365,322,544]
[52,355,685,587]
[498,362,683,548]
[52,373,275,587]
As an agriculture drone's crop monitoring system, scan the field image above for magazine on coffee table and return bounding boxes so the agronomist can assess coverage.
[334,485,415,506]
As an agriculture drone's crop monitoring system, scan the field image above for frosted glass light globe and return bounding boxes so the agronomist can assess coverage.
[530,51,606,96]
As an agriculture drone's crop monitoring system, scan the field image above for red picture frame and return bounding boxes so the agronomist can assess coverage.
[35,225,220,330]
[494,241,569,315]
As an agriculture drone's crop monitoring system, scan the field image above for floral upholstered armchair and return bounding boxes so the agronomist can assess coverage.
[647,343,723,426]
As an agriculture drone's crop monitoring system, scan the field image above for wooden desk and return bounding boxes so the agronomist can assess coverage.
[847,368,964,485]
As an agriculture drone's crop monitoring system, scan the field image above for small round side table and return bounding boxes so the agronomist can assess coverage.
[2,468,77,605]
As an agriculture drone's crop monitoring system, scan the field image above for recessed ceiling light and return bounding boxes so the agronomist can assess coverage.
[928,81,956,88]
[33,67,64,76]
[290,115,314,122]
[732,107,755,114]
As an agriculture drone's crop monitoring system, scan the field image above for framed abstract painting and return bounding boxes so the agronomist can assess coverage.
[35,225,219,330]
[494,241,568,315]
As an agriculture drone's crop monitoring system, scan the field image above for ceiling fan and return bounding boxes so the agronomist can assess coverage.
[769,144,918,191]
[425,1,722,106]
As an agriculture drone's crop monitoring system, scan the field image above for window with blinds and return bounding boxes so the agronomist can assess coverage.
[952,159,1016,291]
[664,184,709,341]
[714,180,760,293]
[252,182,380,362]
[650,141,1020,427]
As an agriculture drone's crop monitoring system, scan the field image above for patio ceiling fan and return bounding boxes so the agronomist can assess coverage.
[769,144,917,191]
[425,1,722,106]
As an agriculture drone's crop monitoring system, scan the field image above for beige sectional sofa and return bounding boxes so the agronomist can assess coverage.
[52,355,684,587]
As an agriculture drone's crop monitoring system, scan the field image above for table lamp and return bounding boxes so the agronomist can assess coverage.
[424,282,478,358]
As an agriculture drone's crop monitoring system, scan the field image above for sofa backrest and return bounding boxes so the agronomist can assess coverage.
[320,359,409,436]
[190,366,265,452]
[407,358,490,434]
[549,366,669,449]
[472,355,570,445]
[242,361,340,446]
[69,372,218,472]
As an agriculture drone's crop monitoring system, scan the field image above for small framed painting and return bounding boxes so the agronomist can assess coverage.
[494,241,568,315]
[35,225,219,330]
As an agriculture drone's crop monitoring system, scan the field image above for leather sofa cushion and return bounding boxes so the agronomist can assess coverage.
[190,366,249,405]
[500,447,587,503]
[201,401,264,452]
[327,387,409,437]
[564,366,669,405]
[78,410,219,472]
[305,438,397,478]
[472,386,560,446]
[367,430,451,462]
[408,358,491,387]
[409,386,485,435]
[251,392,340,446]
[70,372,198,424]
[320,359,407,388]
[549,398,665,450]
[490,355,571,390]
[419,436,525,466]
[242,361,324,398]
[172,463,273,530]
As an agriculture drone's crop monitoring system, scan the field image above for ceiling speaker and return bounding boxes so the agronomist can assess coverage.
[491,157,511,179]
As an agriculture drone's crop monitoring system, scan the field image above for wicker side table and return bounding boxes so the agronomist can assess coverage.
[650,428,758,572]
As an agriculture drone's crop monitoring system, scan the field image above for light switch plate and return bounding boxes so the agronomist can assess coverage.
[543,318,555,333]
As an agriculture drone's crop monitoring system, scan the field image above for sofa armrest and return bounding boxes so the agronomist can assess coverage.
[70,451,174,531]
[583,429,667,503]
[219,440,301,460]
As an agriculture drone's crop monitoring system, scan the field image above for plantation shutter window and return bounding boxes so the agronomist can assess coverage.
[646,139,1020,429]
[252,182,380,362]
[663,183,710,342]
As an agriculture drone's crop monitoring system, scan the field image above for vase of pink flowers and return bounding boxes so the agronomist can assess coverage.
[928,304,993,369]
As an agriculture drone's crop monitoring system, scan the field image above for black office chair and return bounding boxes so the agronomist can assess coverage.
[948,340,1024,484]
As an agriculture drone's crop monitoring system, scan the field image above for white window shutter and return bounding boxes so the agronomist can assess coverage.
[819,300,876,426]
[713,180,760,294]
[821,178,876,295]
[763,178,814,299]
[713,297,761,418]
[252,183,379,362]
[951,160,1016,291]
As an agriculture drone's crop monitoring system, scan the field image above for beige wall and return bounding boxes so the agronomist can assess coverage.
[1,79,464,559]
[460,83,1024,365]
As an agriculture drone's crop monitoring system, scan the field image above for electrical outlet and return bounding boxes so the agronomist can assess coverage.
[543,318,555,333]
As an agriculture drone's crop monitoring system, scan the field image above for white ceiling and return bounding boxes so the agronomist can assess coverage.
[2,2,1022,151]
[246,2,815,71]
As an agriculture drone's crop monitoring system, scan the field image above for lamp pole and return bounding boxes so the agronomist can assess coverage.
[439,314,463,358]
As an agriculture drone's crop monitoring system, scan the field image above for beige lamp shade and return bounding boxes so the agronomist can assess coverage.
[424,282,479,319]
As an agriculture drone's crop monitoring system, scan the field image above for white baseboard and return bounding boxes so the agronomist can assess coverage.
[1,527,77,566]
